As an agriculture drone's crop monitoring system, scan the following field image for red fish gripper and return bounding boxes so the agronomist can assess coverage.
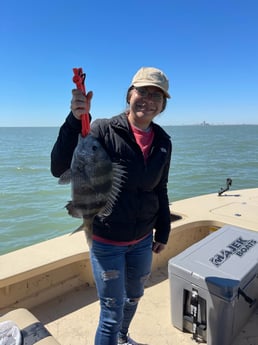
[72,67,90,137]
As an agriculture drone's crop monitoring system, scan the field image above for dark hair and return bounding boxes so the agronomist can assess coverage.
[126,86,167,112]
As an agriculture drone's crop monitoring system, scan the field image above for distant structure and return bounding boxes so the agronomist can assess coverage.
[201,121,210,126]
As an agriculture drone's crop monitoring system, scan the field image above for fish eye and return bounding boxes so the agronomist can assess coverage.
[92,145,98,151]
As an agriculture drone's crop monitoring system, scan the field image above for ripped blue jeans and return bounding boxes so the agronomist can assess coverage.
[90,232,153,345]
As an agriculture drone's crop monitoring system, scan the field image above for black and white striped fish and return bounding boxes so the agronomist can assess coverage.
[58,133,123,247]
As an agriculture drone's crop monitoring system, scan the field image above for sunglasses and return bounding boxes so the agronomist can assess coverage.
[134,87,164,102]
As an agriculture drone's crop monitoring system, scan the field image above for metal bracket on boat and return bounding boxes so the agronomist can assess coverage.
[218,178,232,196]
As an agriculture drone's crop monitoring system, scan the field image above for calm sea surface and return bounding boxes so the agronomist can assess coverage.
[0,125,257,255]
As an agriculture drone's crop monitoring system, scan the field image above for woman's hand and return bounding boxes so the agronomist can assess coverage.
[70,89,93,120]
[152,241,166,254]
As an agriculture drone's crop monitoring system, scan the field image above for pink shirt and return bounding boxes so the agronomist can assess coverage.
[130,124,154,161]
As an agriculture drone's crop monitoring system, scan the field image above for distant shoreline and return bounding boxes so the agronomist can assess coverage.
[1,123,258,128]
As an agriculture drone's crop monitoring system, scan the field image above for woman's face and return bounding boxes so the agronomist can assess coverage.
[127,86,165,129]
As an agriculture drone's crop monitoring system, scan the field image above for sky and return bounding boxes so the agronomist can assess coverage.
[0,0,257,127]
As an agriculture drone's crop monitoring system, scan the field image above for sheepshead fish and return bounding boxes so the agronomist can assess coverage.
[58,134,122,247]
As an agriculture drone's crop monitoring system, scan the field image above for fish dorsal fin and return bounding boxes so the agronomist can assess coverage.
[102,163,126,213]
[58,169,72,184]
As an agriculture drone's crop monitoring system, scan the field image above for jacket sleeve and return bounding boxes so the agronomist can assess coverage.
[154,141,172,244]
[50,112,82,177]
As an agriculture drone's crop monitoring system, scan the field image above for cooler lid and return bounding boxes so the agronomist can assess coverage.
[169,225,258,301]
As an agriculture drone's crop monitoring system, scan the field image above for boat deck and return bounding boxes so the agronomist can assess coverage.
[1,188,258,345]
[29,266,258,345]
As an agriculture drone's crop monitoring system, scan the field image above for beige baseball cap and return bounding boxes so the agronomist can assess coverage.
[131,67,171,98]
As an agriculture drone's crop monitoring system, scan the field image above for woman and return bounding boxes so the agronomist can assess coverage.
[51,66,172,345]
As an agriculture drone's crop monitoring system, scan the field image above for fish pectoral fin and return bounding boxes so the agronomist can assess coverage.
[58,169,72,184]
[65,201,82,218]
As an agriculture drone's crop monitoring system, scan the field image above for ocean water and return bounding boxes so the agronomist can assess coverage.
[0,125,257,255]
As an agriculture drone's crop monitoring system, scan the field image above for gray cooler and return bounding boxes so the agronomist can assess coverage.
[168,225,258,345]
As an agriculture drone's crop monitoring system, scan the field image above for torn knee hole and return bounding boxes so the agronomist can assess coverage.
[103,297,117,308]
[101,270,120,281]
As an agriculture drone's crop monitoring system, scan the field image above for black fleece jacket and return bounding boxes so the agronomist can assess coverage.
[51,112,172,244]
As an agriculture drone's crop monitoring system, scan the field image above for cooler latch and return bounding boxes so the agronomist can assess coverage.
[191,288,199,341]
[190,288,206,343]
